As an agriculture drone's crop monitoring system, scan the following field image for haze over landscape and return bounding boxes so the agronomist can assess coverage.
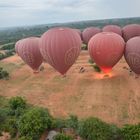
[0,0,140,27]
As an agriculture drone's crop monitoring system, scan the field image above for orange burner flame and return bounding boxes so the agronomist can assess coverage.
[100,67,112,74]
[94,72,114,79]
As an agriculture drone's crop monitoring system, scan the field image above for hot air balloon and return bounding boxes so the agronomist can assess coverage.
[88,32,125,73]
[124,36,140,74]
[17,37,43,72]
[122,24,140,42]
[73,28,82,38]
[82,27,101,44]
[40,27,82,75]
[15,42,19,55]
[102,25,122,36]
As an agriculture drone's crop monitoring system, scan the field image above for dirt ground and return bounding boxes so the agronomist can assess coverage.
[0,50,140,126]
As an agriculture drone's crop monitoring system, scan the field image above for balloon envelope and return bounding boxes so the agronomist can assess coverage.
[82,27,101,44]
[15,41,20,55]
[102,25,122,36]
[40,27,82,75]
[122,24,140,42]
[17,37,43,71]
[88,32,125,73]
[124,36,140,74]
[73,28,82,39]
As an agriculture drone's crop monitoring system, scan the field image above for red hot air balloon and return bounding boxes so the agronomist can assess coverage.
[102,25,122,36]
[82,27,101,44]
[17,37,43,72]
[124,36,140,74]
[73,28,82,38]
[88,32,125,73]
[122,24,140,42]
[15,41,20,55]
[40,27,82,75]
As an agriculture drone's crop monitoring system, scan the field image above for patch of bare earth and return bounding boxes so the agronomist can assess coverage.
[0,51,140,126]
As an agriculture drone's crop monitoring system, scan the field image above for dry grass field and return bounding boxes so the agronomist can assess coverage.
[0,50,140,126]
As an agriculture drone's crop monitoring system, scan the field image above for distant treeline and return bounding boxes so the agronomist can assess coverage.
[0,17,140,45]
[0,42,15,60]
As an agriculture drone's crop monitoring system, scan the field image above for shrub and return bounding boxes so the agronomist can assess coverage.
[53,115,78,130]
[0,108,8,123]
[19,136,32,140]
[3,117,17,138]
[54,133,73,140]
[9,96,26,110]
[0,67,9,79]
[78,117,114,140]
[0,108,9,134]
[93,64,101,72]
[88,58,94,64]
[81,44,87,50]
[18,107,53,140]
[110,124,123,140]
[0,53,5,60]
[0,50,14,60]
[53,118,68,129]
[66,115,79,130]
[121,124,140,140]
[0,43,15,50]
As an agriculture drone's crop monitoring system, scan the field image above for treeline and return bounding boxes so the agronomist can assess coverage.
[0,26,49,45]
[0,50,14,60]
[0,42,15,60]
[0,42,15,50]
[0,17,140,45]
[0,96,140,140]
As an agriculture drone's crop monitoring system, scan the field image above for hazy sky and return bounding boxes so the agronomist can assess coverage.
[0,0,140,27]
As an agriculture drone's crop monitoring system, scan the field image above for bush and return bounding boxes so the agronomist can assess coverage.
[121,124,140,140]
[54,115,78,130]
[110,124,123,140]
[93,64,101,72]
[0,108,8,123]
[66,115,79,130]
[9,96,26,110]
[0,67,9,79]
[3,117,17,138]
[88,58,94,64]
[0,108,9,134]
[18,107,53,140]
[78,117,114,140]
[0,43,15,50]
[19,136,32,140]
[0,53,5,60]
[81,44,87,50]
[54,118,68,129]
[54,133,73,140]
[0,50,14,60]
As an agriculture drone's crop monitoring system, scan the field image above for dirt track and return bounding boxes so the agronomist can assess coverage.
[0,50,140,126]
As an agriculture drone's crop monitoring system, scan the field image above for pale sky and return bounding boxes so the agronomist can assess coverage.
[0,0,140,27]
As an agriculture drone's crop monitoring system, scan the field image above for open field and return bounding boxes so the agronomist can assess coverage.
[0,50,140,126]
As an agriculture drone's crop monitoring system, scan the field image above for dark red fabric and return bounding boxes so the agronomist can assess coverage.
[82,27,101,44]
[17,37,43,71]
[40,27,82,75]
[122,24,140,42]
[88,32,125,73]
[103,25,122,36]
[124,37,140,74]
